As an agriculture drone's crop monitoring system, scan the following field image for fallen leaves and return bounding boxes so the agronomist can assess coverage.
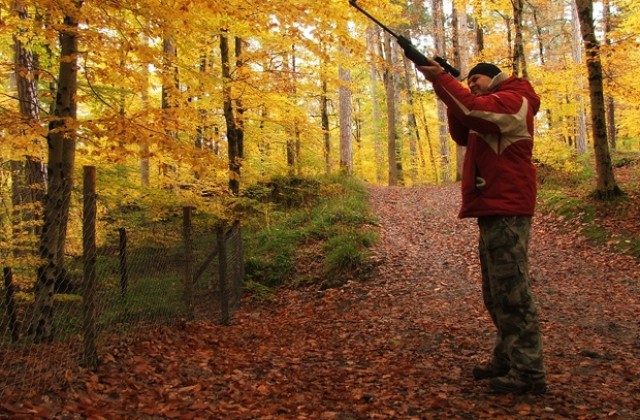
[2,183,640,418]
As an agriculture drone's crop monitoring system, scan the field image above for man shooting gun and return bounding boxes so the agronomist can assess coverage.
[418,58,548,394]
[351,0,548,395]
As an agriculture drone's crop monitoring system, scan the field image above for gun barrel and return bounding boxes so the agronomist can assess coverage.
[348,0,400,40]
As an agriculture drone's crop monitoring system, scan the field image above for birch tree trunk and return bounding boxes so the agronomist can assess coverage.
[401,53,419,184]
[338,51,353,176]
[383,32,399,186]
[451,6,467,181]
[574,0,622,199]
[432,0,450,182]
[33,0,82,343]
[367,26,385,184]
[571,1,589,155]
[602,0,617,150]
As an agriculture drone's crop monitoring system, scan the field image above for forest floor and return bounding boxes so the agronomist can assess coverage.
[2,177,640,419]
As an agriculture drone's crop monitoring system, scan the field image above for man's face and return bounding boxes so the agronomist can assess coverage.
[467,74,493,95]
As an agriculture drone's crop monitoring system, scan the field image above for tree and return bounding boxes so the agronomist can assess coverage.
[574,0,623,199]
[220,32,242,195]
[451,3,468,181]
[602,0,617,150]
[338,59,353,176]
[512,0,528,77]
[11,0,46,245]
[432,0,450,182]
[571,0,589,155]
[383,32,400,186]
[32,0,83,343]
[366,26,385,184]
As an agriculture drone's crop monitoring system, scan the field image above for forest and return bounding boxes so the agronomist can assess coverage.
[1,0,640,415]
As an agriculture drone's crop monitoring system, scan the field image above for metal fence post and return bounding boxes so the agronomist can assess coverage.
[82,166,98,370]
[183,207,195,319]
[3,267,20,342]
[118,227,129,298]
[217,225,229,325]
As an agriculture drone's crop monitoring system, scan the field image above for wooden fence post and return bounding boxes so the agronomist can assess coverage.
[118,227,128,298]
[217,225,229,325]
[3,267,20,342]
[82,166,98,370]
[183,207,194,319]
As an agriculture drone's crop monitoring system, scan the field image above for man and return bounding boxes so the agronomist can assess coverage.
[417,60,547,394]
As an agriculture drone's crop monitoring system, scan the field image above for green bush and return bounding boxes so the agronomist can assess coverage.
[242,175,376,292]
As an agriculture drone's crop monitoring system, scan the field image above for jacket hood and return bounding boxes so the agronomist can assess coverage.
[492,74,541,114]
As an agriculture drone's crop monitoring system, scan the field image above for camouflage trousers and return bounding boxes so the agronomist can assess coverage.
[478,216,546,381]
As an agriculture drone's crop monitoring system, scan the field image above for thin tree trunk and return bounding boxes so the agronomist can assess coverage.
[321,79,331,175]
[451,6,467,181]
[33,0,83,343]
[512,0,528,78]
[160,34,179,187]
[401,54,419,184]
[571,1,589,155]
[234,37,245,170]
[574,0,622,199]
[367,26,385,184]
[12,0,46,241]
[140,35,151,186]
[383,32,399,186]
[433,0,450,182]
[339,56,353,176]
[602,0,616,150]
[220,32,241,195]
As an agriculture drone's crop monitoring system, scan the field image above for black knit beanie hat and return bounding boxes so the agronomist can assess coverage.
[467,63,502,79]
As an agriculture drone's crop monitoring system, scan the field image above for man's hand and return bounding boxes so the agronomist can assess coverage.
[416,58,445,83]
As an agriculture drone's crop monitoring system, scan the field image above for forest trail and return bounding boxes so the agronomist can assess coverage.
[3,184,639,419]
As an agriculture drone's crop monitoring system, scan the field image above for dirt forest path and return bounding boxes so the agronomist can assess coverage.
[4,184,639,419]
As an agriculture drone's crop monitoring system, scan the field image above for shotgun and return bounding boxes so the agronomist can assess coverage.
[349,0,460,78]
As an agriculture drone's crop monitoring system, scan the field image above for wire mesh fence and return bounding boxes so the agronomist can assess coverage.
[0,165,244,398]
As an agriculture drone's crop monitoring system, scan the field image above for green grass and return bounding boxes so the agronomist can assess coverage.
[537,152,640,259]
[96,273,186,330]
[242,175,377,292]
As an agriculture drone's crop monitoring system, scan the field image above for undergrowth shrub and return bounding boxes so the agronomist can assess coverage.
[241,175,376,293]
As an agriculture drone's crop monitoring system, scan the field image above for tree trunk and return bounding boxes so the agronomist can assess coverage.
[33,0,83,343]
[433,0,450,182]
[383,32,399,186]
[234,37,245,166]
[401,53,419,184]
[12,0,46,241]
[512,0,528,78]
[220,33,241,195]
[321,79,331,175]
[571,1,589,155]
[574,0,622,199]
[140,35,151,186]
[451,6,468,181]
[338,59,353,176]
[160,33,179,187]
[602,0,617,150]
[367,26,385,184]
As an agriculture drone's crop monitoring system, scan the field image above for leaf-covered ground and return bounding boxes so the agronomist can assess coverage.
[3,184,639,419]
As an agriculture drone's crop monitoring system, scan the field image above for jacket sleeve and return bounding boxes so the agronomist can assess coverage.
[433,73,511,135]
[447,108,469,146]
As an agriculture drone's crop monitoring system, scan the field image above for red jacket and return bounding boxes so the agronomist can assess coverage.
[432,73,540,218]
